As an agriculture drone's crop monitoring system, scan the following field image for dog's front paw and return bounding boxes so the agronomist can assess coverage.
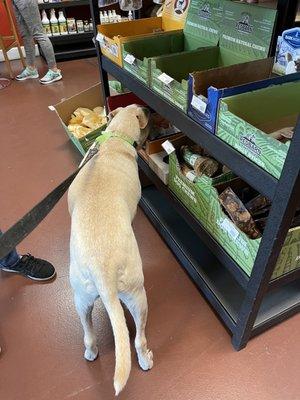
[84,346,99,362]
[138,349,153,371]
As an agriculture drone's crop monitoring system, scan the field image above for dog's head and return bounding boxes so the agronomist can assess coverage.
[108,104,150,147]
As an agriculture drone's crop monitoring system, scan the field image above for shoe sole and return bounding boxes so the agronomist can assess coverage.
[1,267,56,281]
[15,74,39,81]
[39,75,62,85]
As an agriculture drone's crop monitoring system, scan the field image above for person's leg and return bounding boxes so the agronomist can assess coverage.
[0,230,56,281]
[15,0,58,71]
[12,1,36,70]
[0,230,20,269]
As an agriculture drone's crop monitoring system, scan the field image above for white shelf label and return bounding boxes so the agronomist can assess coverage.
[124,54,136,65]
[96,33,105,44]
[158,73,174,85]
[186,170,197,183]
[191,95,207,114]
[220,218,239,240]
[162,140,175,155]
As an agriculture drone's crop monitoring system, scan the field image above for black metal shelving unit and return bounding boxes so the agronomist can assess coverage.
[39,0,95,60]
[89,0,300,350]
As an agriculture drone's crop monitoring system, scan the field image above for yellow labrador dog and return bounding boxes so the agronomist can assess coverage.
[68,104,153,395]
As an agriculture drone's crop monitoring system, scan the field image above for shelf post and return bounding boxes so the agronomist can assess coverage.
[232,117,300,350]
[89,0,110,103]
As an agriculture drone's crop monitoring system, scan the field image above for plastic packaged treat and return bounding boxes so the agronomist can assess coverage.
[181,146,219,177]
[219,187,261,239]
[119,0,142,11]
[67,18,77,34]
[77,20,84,33]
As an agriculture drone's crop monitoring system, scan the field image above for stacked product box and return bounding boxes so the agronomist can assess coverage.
[148,0,277,112]
[122,0,222,85]
[215,79,300,179]
[167,139,300,278]
[96,0,189,67]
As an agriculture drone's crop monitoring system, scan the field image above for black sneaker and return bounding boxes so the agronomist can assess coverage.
[1,254,56,281]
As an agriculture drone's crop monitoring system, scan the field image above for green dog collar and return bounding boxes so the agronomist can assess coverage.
[95,131,137,148]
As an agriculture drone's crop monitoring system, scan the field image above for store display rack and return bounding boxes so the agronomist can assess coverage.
[39,0,95,60]
[89,0,300,350]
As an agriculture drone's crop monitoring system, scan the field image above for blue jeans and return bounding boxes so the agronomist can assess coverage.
[0,230,20,268]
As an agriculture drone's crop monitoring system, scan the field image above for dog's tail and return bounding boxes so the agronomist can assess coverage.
[95,273,131,396]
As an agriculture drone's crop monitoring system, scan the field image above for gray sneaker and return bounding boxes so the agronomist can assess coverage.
[15,67,39,81]
[39,69,62,85]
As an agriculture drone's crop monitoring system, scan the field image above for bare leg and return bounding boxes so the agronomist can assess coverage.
[120,287,153,370]
[74,291,98,361]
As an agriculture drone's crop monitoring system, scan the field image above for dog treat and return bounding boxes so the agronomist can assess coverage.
[181,146,219,177]
[245,194,271,214]
[181,163,198,183]
[67,124,92,139]
[269,127,294,143]
[68,106,107,139]
[219,187,261,239]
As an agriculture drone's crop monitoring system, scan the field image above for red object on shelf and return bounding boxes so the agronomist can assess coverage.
[107,92,147,112]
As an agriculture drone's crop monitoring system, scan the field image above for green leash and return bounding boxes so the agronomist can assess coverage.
[95,131,137,148]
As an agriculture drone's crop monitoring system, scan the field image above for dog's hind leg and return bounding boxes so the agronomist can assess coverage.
[73,288,98,361]
[120,286,153,371]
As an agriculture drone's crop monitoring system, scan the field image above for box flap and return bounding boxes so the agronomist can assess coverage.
[162,0,190,31]
[183,0,223,47]
[220,2,277,60]
[52,83,104,124]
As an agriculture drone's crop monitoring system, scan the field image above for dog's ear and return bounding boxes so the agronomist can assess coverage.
[108,107,122,122]
[136,107,150,130]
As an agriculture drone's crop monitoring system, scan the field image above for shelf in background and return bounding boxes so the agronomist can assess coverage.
[54,47,95,60]
[49,32,93,44]
[38,0,89,10]
[102,56,278,201]
[141,185,300,340]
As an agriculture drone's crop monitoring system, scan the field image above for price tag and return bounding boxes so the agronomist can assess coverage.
[124,54,136,65]
[186,170,197,183]
[162,140,175,155]
[96,33,105,44]
[220,219,239,240]
[158,73,174,85]
[109,44,119,57]
[191,95,207,114]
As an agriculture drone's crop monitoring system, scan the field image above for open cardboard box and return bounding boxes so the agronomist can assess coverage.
[150,1,277,112]
[187,59,300,133]
[97,0,188,67]
[168,138,300,278]
[122,0,222,84]
[216,79,300,179]
[51,83,106,155]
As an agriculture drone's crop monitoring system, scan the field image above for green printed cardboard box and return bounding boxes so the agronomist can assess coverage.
[216,80,300,179]
[168,150,300,278]
[122,0,222,85]
[150,0,276,112]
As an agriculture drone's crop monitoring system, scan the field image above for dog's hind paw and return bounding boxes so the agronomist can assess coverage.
[84,346,99,362]
[138,349,153,371]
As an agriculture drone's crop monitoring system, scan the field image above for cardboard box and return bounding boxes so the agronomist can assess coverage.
[51,83,106,155]
[168,149,300,278]
[150,1,277,112]
[216,80,300,179]
[122,0,222,84]
[187,59,300,134]
[97,0,189,67]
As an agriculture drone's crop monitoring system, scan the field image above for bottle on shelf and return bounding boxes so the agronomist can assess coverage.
[89,18,93,31]
[41,10,52,36]
[58,11,68,35]
[103,11,109,23]
[50,9,60,36]
[84,20,90,32]
[128,10,133,20]
[112,10,117,23]
[77,20,84,33]
[108,10,113,23]
[100,11,104,24]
